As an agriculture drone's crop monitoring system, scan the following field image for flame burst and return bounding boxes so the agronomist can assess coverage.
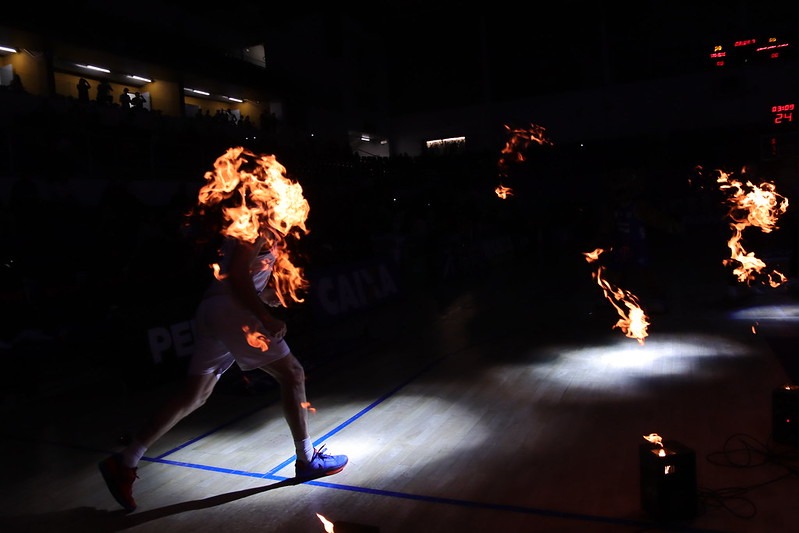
[495,185,513,199]
[495,123,553,198]
[643,433,663,447]
[498,123,553,171]
[584,248,650,344]
[198,147,311,306]
[715,167,789,287]
[643,433,667,458]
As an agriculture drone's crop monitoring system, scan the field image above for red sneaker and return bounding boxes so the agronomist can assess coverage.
[98,454,138,512]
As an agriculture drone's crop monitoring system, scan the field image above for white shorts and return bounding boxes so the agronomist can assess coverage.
[189,293,291,376]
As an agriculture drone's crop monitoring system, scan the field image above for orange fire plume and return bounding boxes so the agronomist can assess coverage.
[584,248,650,344]
[715,167,789,287]
[198,147,311,306]
[496,123,553,195]
[495,185,513,199]
[498,123,553,171]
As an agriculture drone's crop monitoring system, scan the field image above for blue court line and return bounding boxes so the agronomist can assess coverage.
[140,458,721,532]
[0,434,732,532]
[147,352,447,472]
[133,353,724,532]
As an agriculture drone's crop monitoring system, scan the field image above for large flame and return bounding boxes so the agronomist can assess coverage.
[714,167,789,287]
[584,248,650,344]
[197,147,310,305]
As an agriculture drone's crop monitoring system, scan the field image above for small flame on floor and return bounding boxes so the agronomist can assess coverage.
[317,513,335,532]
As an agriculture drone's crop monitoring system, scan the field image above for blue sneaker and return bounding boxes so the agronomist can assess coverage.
[295,445,348,479]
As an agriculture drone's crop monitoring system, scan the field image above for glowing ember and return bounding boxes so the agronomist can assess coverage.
[316,513,335,533]
[197,147,311,306]
[713,167,789,287]
[495,184,513,199]
[584,248,650,344]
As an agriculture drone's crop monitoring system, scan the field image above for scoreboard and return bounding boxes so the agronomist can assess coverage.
[771,103,794,126]
[709,36,791,68]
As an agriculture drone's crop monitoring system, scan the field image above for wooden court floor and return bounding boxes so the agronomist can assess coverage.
[1,251,798,533]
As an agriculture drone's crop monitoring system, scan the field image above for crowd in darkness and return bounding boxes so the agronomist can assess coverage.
[2,84,799,394]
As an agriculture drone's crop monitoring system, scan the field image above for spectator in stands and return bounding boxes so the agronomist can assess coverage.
[119,88,132,108]
[96,79,112,105]
[131,91,146,110]
[77,78,91,102]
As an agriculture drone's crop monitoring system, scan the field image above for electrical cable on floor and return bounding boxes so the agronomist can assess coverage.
[697,432,799,519]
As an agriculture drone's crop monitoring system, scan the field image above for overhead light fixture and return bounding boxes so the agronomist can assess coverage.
[126,74,152,83]
[0,45,17,54]
[186,88,210,96]
[77,64,111,74]
[225,96,244,103]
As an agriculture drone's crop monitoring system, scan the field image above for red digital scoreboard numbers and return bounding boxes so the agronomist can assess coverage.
[710,36,789,67]
[772,103,794,125]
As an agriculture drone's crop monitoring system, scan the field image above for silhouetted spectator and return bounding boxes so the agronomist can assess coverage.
[77,78,91,102]
[9,73,25,93]
[96,79,112,105]
[131,91,146,110]
[119,87,132,108]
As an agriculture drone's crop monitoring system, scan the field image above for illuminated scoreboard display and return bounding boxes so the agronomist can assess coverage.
[763,102,798,160]
[709,36,791,67]
[772,103,794,125]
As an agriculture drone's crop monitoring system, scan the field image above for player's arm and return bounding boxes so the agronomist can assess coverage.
[227,238,286,337]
